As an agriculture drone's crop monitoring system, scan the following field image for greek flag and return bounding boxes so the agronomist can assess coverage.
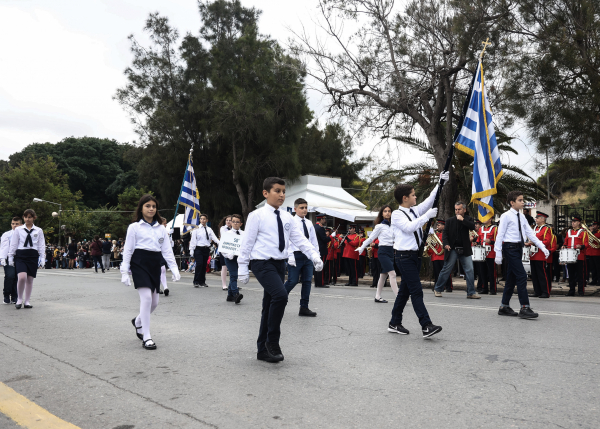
[454,60,503,222]
[178,155,201,234]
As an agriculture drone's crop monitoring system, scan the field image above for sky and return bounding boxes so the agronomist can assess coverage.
[0,0,542,179]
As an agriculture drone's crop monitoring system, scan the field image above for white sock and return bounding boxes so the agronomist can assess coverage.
[375,273,388,299]
[160,266,167,289]
[221,264,228,287]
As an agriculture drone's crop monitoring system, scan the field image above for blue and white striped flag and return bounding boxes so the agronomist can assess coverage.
[454,60,503,222]
[178,155,201,234]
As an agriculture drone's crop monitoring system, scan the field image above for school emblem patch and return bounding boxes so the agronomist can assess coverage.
[158,238,164,244]
[33,234,38,238]
[284,223,291,231]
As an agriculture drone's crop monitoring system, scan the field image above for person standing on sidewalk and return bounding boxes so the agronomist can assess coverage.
[495,191,549,319]
[102,238,112,271]
[313,216,330,288]
[478,219,498,295]
[90,236,105,274]
[526,212,552,298]
[342,225,360,286]
[432,202,480,299]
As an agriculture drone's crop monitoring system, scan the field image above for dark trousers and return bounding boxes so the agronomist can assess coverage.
[92,255,104,273]
[432,260,452,291]
[479,258,497,293]
[546,262,553,291]
[223,257,239,296]
[588,256,600,284]
[3,264,17,300]
[324,259,337,284]
[567,260,586,294]
[530,260,550,297]
[193,247,210,285]
[358,255,366,278]
[501,244,530,307]
[253,259,287,352]
[390,252,432,328]
[314,254,326,287]
[335,255,341,276]
[284,252,314,308]
[475,261,484,290]
[371,258,381,287]
[553,257,562,281]
[343,257,358,285]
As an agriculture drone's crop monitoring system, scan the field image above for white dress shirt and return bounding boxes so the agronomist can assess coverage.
[220,225,232,238]
[494,208,548,258]
[223,228,244,259]
[7,225,46,265]
[121,219,178,273]
[190,225,219,251]
[238,203,320,276]
[359,223,394,250]
[391,186,437,251]
[0,229,15,261]
[288,216,319,257]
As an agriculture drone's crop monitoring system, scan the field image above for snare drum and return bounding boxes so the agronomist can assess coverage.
[522,246,531,262]
[472,246,487,262]
[559,248,579,264]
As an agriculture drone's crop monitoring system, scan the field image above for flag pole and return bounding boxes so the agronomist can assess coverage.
[418,41,489,257]
[170,146,194,229]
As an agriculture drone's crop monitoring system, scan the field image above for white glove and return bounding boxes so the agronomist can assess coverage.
[439,171,449,182]
[239,274,250,284]
[8,259,14,267]
[495,256,502,265]
[355,247,364,253]
[425,208,438,219]
[171,271,181,282]
[288,256,296,267]
[312,255,324,272]
[543,249,550,258]
[121,273,131,286]
[0,259,4,267]
[331,232,336,237]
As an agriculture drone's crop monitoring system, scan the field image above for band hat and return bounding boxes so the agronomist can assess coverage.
[572,215,582,222]
[591,221,600,226]
[316,215,327,219]
[535,211,549,218]
[436,219,445,224]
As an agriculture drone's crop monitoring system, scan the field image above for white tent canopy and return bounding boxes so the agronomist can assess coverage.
[256,175,377,222]
[168,213,185,229]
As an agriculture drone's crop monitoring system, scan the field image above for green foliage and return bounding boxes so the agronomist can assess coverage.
[584,172,600,209]
[0,157,81,241]
[537,157,600,197]
[9,137,137,208]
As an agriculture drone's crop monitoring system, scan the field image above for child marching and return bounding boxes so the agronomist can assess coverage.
[221,214,244,304]
[1,216,23,305]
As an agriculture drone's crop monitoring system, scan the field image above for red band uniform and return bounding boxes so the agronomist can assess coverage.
[546,231,557,291]
[565,216,588,296]
[528,212,552,298]
[370,238,380,288]
[477,223,498,294]
[324,232,338,285]
[585,221,600,285]
[428,221,452,291]
[342,226,360,286]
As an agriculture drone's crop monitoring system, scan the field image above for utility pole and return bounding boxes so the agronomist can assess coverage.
[546,149,550,201]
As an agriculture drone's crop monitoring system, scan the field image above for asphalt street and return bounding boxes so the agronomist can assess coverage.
[1,269,599,428]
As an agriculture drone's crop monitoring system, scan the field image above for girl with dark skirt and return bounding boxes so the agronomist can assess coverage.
[7,209,46,309]
[121,195,180,350]
[356,205,399,303]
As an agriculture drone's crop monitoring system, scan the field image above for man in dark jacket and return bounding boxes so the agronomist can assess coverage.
[313,216,330,288]
[89,236,105,273]
[432,202,480,298]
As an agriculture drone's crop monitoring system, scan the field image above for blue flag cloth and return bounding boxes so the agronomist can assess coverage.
[178,155,201,234]
[454,61,503,222]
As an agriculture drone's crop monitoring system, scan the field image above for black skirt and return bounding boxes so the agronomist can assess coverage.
[131,249,162,293]
[160,256,167,267]
[15,249,40,278]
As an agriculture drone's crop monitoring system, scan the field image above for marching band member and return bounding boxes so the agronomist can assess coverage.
[218,215,233,290]
[121,195,180,350]
[313,216,330,288]
[473,220,483,293]
[428,220,451,292]
[334,233,342,279]
[478,219,498,295]
[342,224,360,286]
[324,228,338,285]
[546,225,557,292]
[370,238,380,288]
[357,205,398,303]
[1,216,22,304]
[586,221,600,285]
[526,212,552,298]
[358,229,367,279]
[7,210,44,309]
[190,214,219,287]
[563,215,588,296]
[222,214,244,304]
[494,191,549,319]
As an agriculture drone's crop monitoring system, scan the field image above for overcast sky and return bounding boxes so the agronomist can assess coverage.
[0,0,542,179]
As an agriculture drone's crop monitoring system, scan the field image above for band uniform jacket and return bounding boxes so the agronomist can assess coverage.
[442,215,476,257]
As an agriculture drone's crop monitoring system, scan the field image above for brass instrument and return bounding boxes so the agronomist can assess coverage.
[423,233,444,257]
[469,230,479,242]
[367,246,373,258]
[582,223,600,249]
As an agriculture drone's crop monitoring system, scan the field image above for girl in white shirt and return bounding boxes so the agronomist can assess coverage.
[7,209,45,309]
[218,215,233,290]
[121,195,180,350]
[357,205,399,303]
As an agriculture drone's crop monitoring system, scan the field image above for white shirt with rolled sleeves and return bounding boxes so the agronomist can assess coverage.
[288,216,319,257]
[237,203,321,277]
[357,223,394,252]
[190,225,219,251]
[7,225,46,266]
[0,229,15,263]
[494,208,549,263]
[120,220,178,274]
[391,186,438,251]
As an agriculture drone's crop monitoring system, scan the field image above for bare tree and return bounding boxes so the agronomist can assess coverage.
[291,0,508,216]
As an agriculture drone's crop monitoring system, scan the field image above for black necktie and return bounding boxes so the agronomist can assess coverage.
[236,230,240,235]
[204,226,209,241]
[302,219,309,239]
[409,209,423,244]
[517,212,524,246]
[274,209,285,252]
[24,228,33,247]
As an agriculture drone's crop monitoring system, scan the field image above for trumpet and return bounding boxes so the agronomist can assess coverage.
[423,233,444,257]
[582,223,600,249]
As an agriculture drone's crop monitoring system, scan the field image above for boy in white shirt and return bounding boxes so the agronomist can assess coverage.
[1,216,23,304]
[238,177,323,363]
[222,214,244,304]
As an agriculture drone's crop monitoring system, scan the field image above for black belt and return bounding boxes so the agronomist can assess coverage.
[397,250,419,255]
[504,242,523,249]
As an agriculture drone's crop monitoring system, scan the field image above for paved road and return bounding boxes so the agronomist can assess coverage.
[1,269,598,428]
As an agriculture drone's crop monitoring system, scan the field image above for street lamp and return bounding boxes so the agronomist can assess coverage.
[32,198,62,247]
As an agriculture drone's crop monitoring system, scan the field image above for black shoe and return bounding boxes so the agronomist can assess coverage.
[235,293,244,304]
[321,284,330,288]
[374,297,388,303]
[143,339,157,350]
[566,291,575,296]
[578,292,585,296]
[3,297,9,305]
[201,283,209,287]
[265,342,284,362]
[158,289,164,295]
[194,282,200,288]
[102,270,105,273]
[528,294,541,298]
[226,295,235,302]
[257,350,280,363]
[539,294,550,298]
[24,304,32,309]
[490,291,497,295]
[299,307,317,317]
[422,323,442,338]
[481,289,489,294]
[476,289,483,294]
[131,318,143,340]
[498,306,518,316]
[164,288,169,296]
[344,283,351,286]
[15,303,22,309]
[445,289,453,293]
[388,323,409,335]
[519,307,538,319]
